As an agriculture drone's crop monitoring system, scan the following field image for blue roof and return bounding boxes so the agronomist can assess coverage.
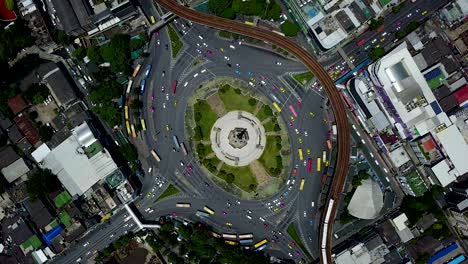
[429,243,458,264]
[430,101,442,115]
[448,254,465,264]
[42,225,64,246]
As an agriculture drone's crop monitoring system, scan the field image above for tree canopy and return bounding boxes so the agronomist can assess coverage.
[0,19,34,63]
[26,169,61,201]
[23,83,50,105]
[208,0,281,21]
[100,34,131,74]
[280,20,299,36]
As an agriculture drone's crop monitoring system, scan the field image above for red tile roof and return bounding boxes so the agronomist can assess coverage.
[453,85,468,105]
[7,95,29,115]
[13,114,40,146]
[422,138,436,152]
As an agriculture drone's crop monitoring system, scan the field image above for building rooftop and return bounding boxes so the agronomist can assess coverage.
[0,146,20,169]
[31,144,51,163]
[431,159,458,187]
[388,146,410,168]
[1,158,30,183]
[0,113,12,130]
[23,199,54,229]
[13,114,40,147]
[40,122,118,196]
[37,62,77,108]
[8,95,29,115]
[7,124,24,143]
[435,125,468,177]
[347,179,384,219]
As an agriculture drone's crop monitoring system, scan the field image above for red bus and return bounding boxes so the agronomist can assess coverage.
[376,25,384,33]
[307,158,312,173]
[288,105,298,118]
[171,80,177,94]
[356,38,366,46]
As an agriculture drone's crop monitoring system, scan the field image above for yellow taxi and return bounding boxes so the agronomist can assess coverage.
[279,86,286,93]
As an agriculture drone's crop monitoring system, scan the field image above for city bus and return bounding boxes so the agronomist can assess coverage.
[307,158,312,173]
[225,240,239,246]
[299,178,305,191]
[322,151,327,163]
[240,239,254,244]
[222,233,237,240]
[132,64,141,78]
[144,64,152,78]
[211,231,221,238]
[254,239,267,249]
[238,233,253,239]
[126,79,133,94]
[289,105,298,118]
[298,148,303,161]
[150,16,156,24]
[150,150,161,162]
[124,106,129,120]
[171,80,177,94]
[245,21,254,26]
[176,203,191,208]
[180,142,188,156]
[130,124,137,138]
[140,79,146,94]
[125,121,131,135]
[272,102,282,113]
[326,140,332,150]
[196,210,209,218]
[356,38,366,46]
[255,244,267,251]
[317,158,321,171]
[173,135,180,151]
[140,119,146,131]
[203,206,215,215]
[272,30,285,36]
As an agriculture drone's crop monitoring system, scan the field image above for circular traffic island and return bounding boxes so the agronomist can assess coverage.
[186,78,290,199]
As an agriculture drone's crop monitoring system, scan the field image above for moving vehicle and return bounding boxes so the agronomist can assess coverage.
[240,239,254,244]
[144,64,152,78]
[317,158,322,171]
[150,16,156,24]
[124,106,129,120]
[307,159,312,173]
[289,105,298,118]
[222,233,237,239]
[356,38,366,46]
[130,124,136,138]
[254,239,267,249]
[203,206,215,215]
[327,140,332,150]
[196,210,209,217]
[181,142,188,156]
[171,80,177,94]
[125,121,131,135]
[150,150,161,162]
[272,102,282,113]
[299,178,305,191]
[132,64,141,78]
[272,30,285,36]
[225,240,238,246]
[140,119,146,131]
[298,148,303,161]
[176,203,191,208]
[239,233,253,239]
[245,21,254,26]
[140,79,146,94]
[125,80,133,94]
[322,150,327,163]
[173,135,180,151]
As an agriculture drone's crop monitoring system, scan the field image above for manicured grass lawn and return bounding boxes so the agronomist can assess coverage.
[218,85,257,113]
[287,224,312,260]
[293,71,314,86]
[21,235,42,250]
[54,191,71,209]
[219,164,257,192]
[59,211,73,227]
[259,136,282,177]
[406,171,427,197]
[193,100,219,141]
[263,118,279,132]
[167,25,183,58]
[256,104,274,122]
[427,73,445,90]
[154,184,180,203]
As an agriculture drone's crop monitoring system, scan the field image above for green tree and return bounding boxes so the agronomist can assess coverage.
[370,46,385,60]
[24,83,50,105]
[226,173,235,184]
[416,254,430,264]
[38,125,54,142]
[120,143,138,162]
[280,20,299,36]
[265,2,282,21]
[26,169,61,201]
[92,104,120,127]
[339,211,355,224]
[207,0,232,15]
[72,48,87,61]
[89,77,122,103]
[87,46,102,63]
[52,29,71,45]
[0,19,34,63]
[220,8,236,19]
[248,98,257,106]
[130,99,143,109]
[369,17,384,31]
[100,34,131,74]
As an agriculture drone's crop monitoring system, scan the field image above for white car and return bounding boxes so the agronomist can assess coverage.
[259,217,266,222]
[198,35,203,40]
[166,93,169,100]
[407,13,412,18]
[149,209,154,213]
[193,73,199,78]
[295,129,299,134]
[203,42,208,47]
[292,179,296,185]
[248,82,254,87]
[201,69,206,73]
[145,208,151,212]
[229,45,236,49]
[196,43,201,47]
[303,211,307,217]
[275,61,282,65]
[286,180,290,185]
[304,131,308,137]
[180,161,185,167]
[157,40,160,45]
[371,38,377,44]
[260,80,266,85]
[163,103,166,108]
[246,215,252,220]
[224,56,230,61]
[83,242,90,247]
[184,81,188,87]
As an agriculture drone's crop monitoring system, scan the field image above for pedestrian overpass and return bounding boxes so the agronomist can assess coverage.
[124,204,161,230]
[148,12,177,34]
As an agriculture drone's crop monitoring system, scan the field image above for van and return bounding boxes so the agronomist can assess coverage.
[259,217,266,222]
[229,45,235,49]
[246,215,252,220]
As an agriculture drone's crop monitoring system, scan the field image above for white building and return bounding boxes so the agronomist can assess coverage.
[390,213,414,243]
[32,122,118,197]
[347,179,384,219]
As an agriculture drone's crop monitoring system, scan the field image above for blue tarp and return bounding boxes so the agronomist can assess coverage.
[448,255,465,264]
[424,68,442,80]
[429,243,458,264]
[42,225,64,246]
